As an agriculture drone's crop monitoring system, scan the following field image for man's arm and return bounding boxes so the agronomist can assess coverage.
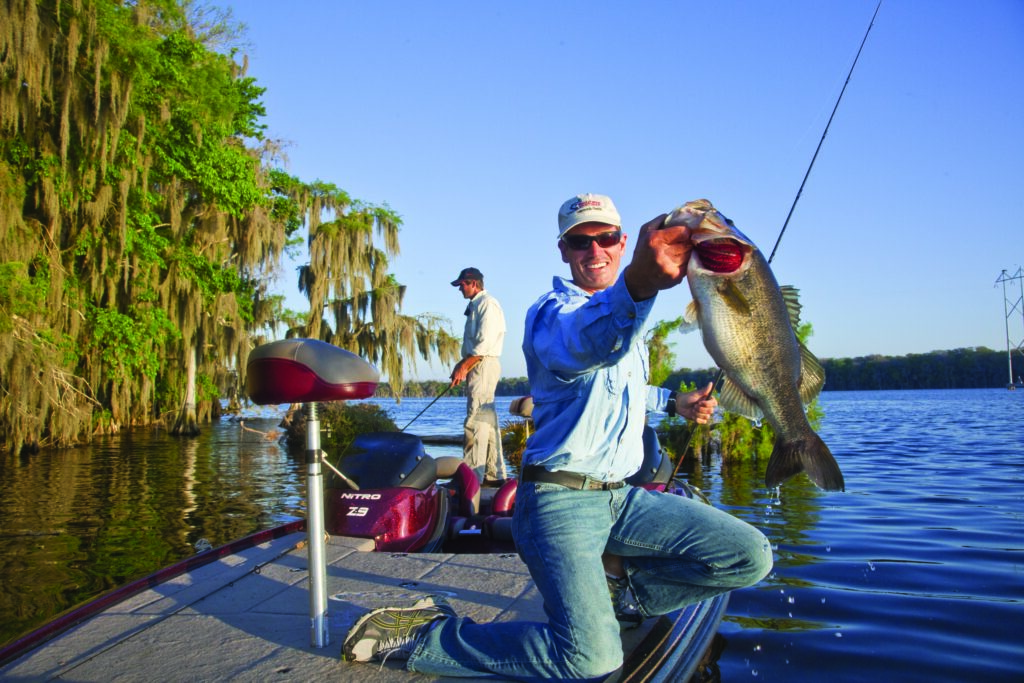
[450,355,482,387]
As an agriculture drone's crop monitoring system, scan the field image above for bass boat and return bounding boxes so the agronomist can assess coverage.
[0,339,728,682]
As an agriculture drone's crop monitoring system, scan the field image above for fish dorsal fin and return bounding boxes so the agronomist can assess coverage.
[780,285,801,329]
[718,279,752,316]
[718,375,764,424]
[797,342,825,404]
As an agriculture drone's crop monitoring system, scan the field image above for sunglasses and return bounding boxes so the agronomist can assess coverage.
[561,230,622,251]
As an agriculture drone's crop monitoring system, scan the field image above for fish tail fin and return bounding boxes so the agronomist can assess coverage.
[766,433,845,492]
[765,441,805,490]
[802,432,845,491]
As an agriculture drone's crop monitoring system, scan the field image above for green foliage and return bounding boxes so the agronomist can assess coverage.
[646,317,684,388]
[656,380,709,463]
[137,29,265,217]
[89,305,180,381]
[267,169,307,239]
[0,140,58,187]
[500,419,530,470]
[124,211,171,271]
[718,411,775,461]
[0,260,49,327]
[659,417,702,463]
[196,372,219,404]
[169,242,251,318]
[284,402,398,458]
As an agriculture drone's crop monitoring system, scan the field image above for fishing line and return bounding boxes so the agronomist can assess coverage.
[400,383,455,432]
[669,0,882,481]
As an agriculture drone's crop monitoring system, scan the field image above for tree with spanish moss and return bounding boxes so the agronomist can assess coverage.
[0,0,460,452]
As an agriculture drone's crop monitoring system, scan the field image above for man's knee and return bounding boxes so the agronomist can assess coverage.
[564,636,623,680]
[733,529,773,588]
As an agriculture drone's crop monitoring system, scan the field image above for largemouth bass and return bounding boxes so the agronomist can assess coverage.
[667,199,844,491]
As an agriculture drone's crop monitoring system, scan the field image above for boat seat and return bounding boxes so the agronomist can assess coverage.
[246,338,379,405]
[625,425,673,487]
[508,396,534,419]
[441,459,481,517]
[491,479,517,515]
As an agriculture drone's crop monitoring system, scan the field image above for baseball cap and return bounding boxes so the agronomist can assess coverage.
[557,193,621,238]
[450,267,483,286]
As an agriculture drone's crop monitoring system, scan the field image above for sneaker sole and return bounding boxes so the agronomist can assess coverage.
[342,595,455,662]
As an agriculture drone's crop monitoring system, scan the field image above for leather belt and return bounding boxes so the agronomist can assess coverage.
[520,465,625,491]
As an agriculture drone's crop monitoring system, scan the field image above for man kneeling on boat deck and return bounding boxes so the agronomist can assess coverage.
[342,193,773,680]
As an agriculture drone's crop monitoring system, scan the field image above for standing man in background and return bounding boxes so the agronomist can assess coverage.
[449,267,508,484]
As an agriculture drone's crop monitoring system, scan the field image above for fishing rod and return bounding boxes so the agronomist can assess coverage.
[768,0,883,265]
[400,383,455,432]
[668,0,882,481]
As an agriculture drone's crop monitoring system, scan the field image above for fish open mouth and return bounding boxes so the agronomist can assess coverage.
[694,239,745,273]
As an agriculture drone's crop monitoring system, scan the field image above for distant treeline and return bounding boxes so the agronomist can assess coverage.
[671,346,1019,392]
[377,347,1020,397]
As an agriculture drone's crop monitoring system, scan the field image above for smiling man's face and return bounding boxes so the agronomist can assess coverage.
[558,222,626,293]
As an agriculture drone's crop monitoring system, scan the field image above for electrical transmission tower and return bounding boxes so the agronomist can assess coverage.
[995,267,1024,389]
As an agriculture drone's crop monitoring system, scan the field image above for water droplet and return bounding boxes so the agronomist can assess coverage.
[753,644,762,652]
[835,631,843,638]
[787,596,795,604]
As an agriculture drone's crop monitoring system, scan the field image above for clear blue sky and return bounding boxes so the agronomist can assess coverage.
[221,0,1024,382]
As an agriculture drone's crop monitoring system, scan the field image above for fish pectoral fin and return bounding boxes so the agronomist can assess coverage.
[717,279,752,316]
[683,300,701,328]
[780,286,802,329]
[718,377,763,423]
[797,343,826,403]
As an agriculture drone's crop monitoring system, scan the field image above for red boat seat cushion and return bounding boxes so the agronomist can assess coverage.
[246,338,379,405]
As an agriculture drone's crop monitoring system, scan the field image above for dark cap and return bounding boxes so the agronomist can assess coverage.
[450,267,483,286]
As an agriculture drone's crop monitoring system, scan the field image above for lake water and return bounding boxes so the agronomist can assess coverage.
[1,389,1022,681]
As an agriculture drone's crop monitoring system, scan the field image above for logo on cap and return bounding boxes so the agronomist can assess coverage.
[569,199,604,212]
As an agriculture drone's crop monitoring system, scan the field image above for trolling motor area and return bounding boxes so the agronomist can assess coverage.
[246,338,380,649]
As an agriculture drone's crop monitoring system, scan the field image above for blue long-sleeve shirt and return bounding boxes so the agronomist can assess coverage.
[521,274,671,481]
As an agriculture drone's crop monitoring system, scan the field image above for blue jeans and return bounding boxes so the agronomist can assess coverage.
[407,482,773,681]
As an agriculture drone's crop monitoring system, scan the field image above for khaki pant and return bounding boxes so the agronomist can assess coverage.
[463,356,507,482]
